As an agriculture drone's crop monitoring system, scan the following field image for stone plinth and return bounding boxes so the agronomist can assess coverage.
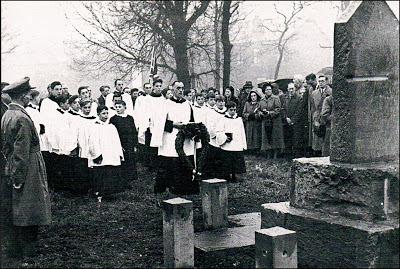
[255,227,297,268]
[201,179,228,229]
[290,157,399,221]
[163,198,194,268]
[331,1,399,163]
[261,202,399,268]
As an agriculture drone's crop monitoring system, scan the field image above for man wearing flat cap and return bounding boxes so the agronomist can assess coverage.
[1,77,52,259]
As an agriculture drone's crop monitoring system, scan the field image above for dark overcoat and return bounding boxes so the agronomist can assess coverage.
[258,95,285,151]
[1,104,51,226]
[286,93,308,149]
[310,85,332,151]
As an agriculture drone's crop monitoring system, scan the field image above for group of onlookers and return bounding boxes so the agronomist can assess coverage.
[236,73,332,159]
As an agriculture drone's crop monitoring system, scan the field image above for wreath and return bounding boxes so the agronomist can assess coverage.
[175,122,210,181]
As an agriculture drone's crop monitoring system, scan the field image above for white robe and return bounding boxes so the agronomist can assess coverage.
[216,114,247,151]
[156,99,195,157]
[25,105,47,151]
[50,109,79,155]
[88,120,124,168]
[39,97,59,152]
[204,107,225,148]
[134,94,167,146]
[76,114,97,159]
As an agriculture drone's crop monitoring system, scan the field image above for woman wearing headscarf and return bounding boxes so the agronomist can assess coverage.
[242,88,262,154]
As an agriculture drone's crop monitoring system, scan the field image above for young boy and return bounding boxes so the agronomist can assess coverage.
[205,92,216,110]
[89,105,125,197]
[214,95,227,114]
[216,101,247,182]
[109,100,138,185]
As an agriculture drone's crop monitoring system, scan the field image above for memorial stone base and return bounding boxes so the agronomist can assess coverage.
[261,157,399,268]
[261,202,399,268]
[290,157,399,221]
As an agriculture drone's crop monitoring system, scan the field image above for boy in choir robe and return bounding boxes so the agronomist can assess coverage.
[51,94,81,191]
[203,95,226,179]
[68,95,81,116]
[192,93,207,124]
[73,99,97,193]
[39,81,63,186]
[25,90,46,150]
[152,81,198,195]
[109,100,138,185]
[183,89,194,105]
[205,92,216,110]
[89,105,125,197]
[216,101,247,182]
[135,79,165,171]
[78,86,98,117]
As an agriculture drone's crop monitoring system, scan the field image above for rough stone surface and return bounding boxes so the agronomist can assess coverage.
[331,1,399,163]
[255,227,297,268]
[163,198,194,268]
[261,202,399,268]
[228,212,261,228]
[201,179,228,229]
[194,226,259,252]
[290,157,399,221]
[195,212,261,252]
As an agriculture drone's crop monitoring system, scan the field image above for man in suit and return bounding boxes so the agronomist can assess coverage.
[97,85,110,106]
[310,74,332,157]
[1,77,52,259]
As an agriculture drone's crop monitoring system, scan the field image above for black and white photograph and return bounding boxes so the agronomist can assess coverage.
[1,1,399,268]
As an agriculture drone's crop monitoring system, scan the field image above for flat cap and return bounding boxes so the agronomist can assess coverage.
[2,77,36,94]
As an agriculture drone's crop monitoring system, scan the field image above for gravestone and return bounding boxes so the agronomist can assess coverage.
[330,1,399,164]
[261,1,399,267]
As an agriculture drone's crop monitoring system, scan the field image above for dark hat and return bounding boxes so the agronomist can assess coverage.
[243,81,253,89]
[1,82,10,90]
[2,77,36,95]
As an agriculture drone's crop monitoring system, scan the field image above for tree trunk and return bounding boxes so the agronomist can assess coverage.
[214,1,221,91]
[221,0,233,89]
[173,30,191,88]
[274,48,284,80]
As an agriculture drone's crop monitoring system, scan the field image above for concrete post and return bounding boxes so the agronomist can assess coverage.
[200,179,228,229]
[162,198,194,268]
[255,227,297,268]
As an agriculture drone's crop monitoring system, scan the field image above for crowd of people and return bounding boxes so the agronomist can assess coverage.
[237,73,333,159]
[0,73,333,259]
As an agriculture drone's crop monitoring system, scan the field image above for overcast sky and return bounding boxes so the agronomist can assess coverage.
[1,1,399,94]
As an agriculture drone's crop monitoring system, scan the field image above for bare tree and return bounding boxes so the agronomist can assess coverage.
[213,1,222,90]
[259,1,310,79]
[68,1,211,87]
[1,7,18,55]
[221,1,241,89]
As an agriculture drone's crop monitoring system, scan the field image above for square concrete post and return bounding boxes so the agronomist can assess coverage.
[255,227,297,268]
[200,179,228,229]
[162,198,194,268]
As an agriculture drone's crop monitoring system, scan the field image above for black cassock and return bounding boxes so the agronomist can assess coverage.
[109,114,138,183]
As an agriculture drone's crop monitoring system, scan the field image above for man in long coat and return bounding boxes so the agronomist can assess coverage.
[1,77,51,259]
[310,75,332,156]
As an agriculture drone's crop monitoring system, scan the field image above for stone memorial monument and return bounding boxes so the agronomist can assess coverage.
[262,1,399,267]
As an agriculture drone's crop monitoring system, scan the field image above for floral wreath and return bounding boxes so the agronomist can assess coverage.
[175,122,210,181]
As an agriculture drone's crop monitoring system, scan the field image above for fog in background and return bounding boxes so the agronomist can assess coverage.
[1,1,399,97]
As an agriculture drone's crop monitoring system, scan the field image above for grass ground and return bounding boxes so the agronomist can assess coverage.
[1,155,292,268]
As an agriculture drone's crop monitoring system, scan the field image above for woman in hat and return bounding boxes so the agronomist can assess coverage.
[242,88,262,154]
